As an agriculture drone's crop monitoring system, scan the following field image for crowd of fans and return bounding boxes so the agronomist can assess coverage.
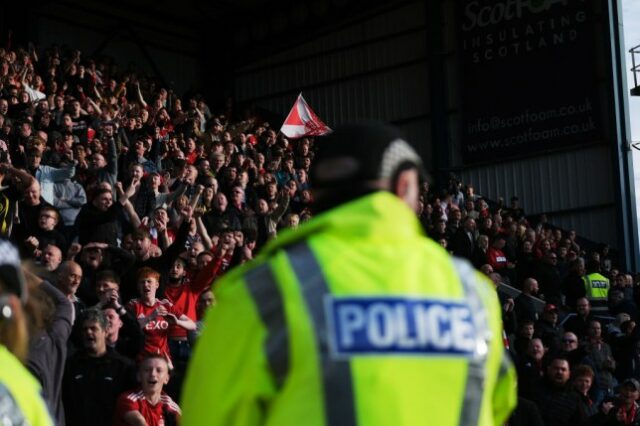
[419,179,640,425]
[419,178,639,424]
[1,41,640,425]
[0,41,312,426]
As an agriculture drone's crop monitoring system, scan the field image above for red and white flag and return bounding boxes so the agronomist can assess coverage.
[280,93,331,138]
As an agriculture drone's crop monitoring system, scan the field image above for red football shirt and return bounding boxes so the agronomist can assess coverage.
[164,256,223,338]
[126,298,182,362]
[114,389,180,426]
[487,247,509,271]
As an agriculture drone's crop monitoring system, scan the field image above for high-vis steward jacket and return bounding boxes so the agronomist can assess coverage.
[182,192,517,426]
[582,273,610,302]
[582,272,610,313]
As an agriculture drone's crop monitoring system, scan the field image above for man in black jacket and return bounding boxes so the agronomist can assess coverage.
[74,187,125,246]
[63,308,136,426]
[514,278,540,324]
[530,356,585,426]
[563,298,596,340]
[449,216,476,261]
[531,250,563,307]
[535,304,564,354]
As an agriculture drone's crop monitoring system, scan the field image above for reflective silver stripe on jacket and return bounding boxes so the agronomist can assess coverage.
[0,382,27,426]
[286,242,358,426]
[244,263,290,389]
[452,258,492,426]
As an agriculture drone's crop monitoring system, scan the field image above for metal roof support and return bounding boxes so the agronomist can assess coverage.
[427,0,450,189]
[607,0,640,271]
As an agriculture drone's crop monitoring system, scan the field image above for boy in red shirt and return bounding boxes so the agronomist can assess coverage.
[126,267,195,367]
[114,355,180,426]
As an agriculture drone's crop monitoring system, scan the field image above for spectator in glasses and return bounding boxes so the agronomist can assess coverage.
[560,332,587,367]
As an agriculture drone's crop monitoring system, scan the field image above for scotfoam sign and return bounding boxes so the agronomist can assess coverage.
[462,0,569,31]
[326,297,476,357]
[457,0,600,164]
[460,0,584,64]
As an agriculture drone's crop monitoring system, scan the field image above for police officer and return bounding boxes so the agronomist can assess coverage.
[0,240,53,425]
[181,123,517,425]
[582,259,610,314]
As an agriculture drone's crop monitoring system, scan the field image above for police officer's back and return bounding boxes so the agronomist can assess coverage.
[182,123,517,425]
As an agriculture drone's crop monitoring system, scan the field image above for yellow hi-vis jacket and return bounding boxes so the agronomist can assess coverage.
[182,192,517,426]
[582,273,610,302]
[0,344,53,425]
